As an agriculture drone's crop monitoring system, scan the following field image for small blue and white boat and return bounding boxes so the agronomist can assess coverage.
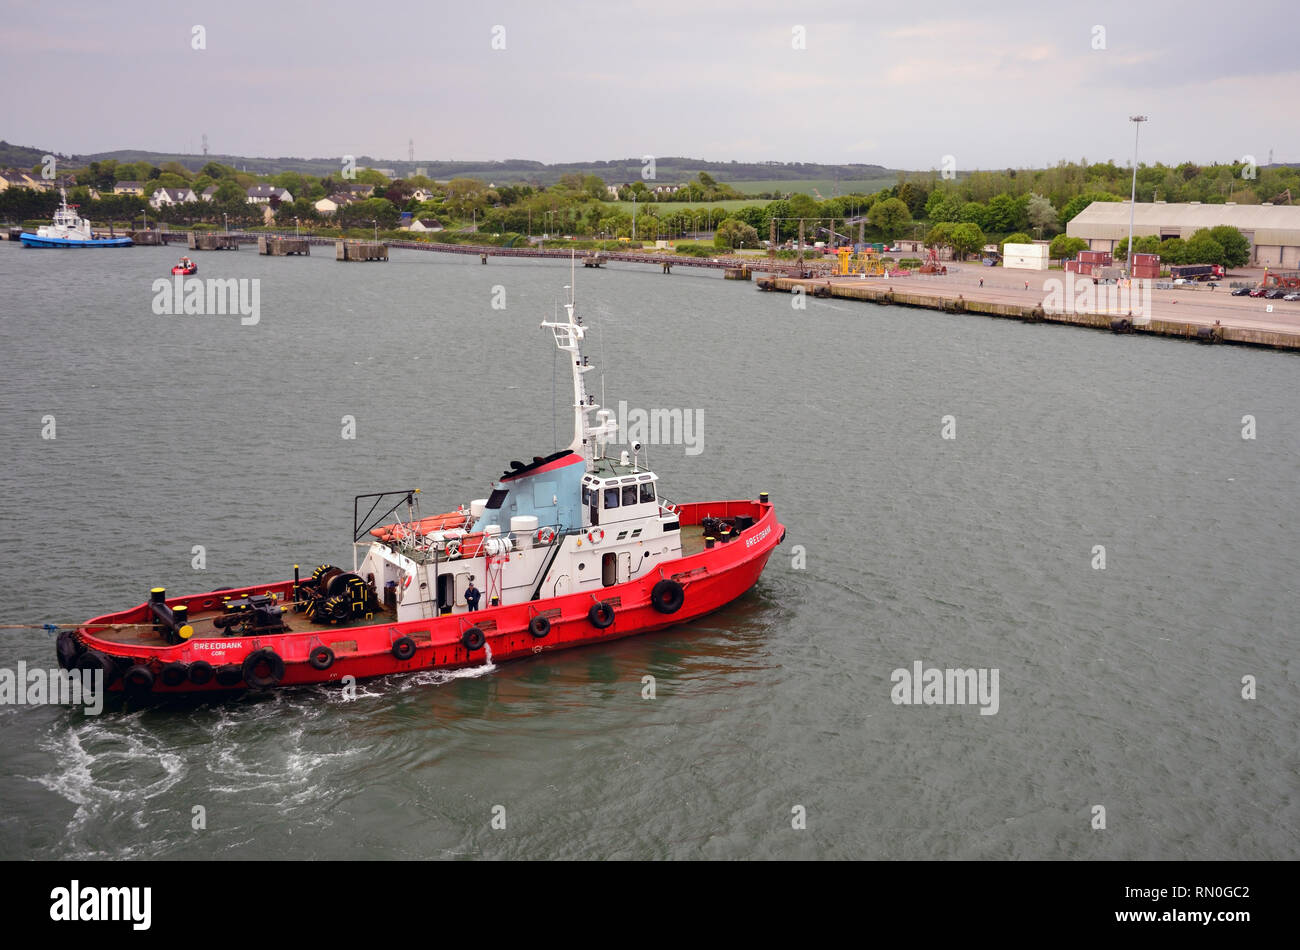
[20,189,133,248]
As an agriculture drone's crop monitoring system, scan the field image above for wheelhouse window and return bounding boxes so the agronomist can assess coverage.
[639,483,656,504]
[622,485,638,506]
[603,487,620,509]
[485,489,508,509]
[581,484,591,505]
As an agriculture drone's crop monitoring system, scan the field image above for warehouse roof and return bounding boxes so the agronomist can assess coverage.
[1067,201,1300,246]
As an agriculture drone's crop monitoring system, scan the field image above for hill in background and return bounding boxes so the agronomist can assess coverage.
[0,141,892,189]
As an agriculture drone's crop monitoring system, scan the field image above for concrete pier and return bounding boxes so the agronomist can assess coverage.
[129,230,167,245]
[724,266,752,281]
[259,236,310,256]
[336,240,388,261]
[190,232,240,251]
[765,277,1300,352]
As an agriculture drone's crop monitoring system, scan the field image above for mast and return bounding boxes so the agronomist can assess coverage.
[540,253,617,465]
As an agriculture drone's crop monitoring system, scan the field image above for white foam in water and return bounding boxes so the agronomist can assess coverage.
[402,642,497,689]
[29,714,186,859]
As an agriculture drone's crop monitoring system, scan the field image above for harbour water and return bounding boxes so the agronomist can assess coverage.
[0,241,1296,860]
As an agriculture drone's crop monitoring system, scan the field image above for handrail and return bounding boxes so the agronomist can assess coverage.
[353,489,420,543]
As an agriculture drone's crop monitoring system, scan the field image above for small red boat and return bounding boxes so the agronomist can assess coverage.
[171,257,197,275]
[58,272,785,695]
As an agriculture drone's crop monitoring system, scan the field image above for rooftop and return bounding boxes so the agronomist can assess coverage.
[1068,200,1300,245]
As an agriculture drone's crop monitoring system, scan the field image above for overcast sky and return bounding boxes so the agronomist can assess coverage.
[3,0,1295,171]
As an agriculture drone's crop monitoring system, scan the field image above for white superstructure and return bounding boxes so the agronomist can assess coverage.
[35,189,94,241]
[354,264,685,621]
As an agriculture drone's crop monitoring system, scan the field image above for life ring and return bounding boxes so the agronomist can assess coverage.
[529,615,551,638]
[536,526,556,545]
[241,648,285,688]
[309,646,335,670]
[650,578,685,614]
[588,601,615,629]
[160,662,189,687]
[122,664,155,693]
[188,660,214,685]
[391,637,416,661]
[462,627,485,651]
[445,539,461,559]
[403,574,412,589]
[587,529,605,544]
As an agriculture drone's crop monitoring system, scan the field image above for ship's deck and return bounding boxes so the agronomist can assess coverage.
[92,602,397,646]
[680,524,708,557]
[92,527,712,646]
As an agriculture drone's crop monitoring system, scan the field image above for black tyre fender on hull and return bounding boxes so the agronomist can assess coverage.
[189,660,214,685]
[309,646,335,670]
[76,650,119,686]
[56,631,81,671]
[391,637,416,661]
[650,579,685,614]
[241,649,285,688]
[529,615,550,638]
[462,627,486,651]
[160,662,189,687]
[588,602,615,629]
[122,665,154,693]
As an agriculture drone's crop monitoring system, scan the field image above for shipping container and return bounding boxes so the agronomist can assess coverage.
[1003,242,1048,259]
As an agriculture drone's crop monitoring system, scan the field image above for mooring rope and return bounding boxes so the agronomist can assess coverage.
[0,598,323,633]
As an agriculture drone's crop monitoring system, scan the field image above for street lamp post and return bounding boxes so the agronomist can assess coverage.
[1126,115,1148,277]
[631,195,636,241]
[294,216,299,238]
[373,219,378,243]
[223,212,228,234]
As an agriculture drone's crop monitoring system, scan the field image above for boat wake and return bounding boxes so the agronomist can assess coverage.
[29,712,186,859]
[391,643,497,691]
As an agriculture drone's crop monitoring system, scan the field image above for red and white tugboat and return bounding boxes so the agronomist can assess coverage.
[58,275,786,695]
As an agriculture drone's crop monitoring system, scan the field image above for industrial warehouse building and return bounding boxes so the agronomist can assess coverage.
[1067,201,1300,269]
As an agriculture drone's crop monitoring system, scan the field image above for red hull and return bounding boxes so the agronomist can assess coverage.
[72,499,784,694]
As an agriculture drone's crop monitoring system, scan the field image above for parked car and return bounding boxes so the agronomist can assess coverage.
[1173,277,1189,284]
[1231,287,1251,296]
[1264,288,1286,299]
[1248,288,1267,297]
[1283,292,1300,301]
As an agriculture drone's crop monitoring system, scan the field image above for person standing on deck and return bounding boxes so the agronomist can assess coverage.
[465,578,481,612]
